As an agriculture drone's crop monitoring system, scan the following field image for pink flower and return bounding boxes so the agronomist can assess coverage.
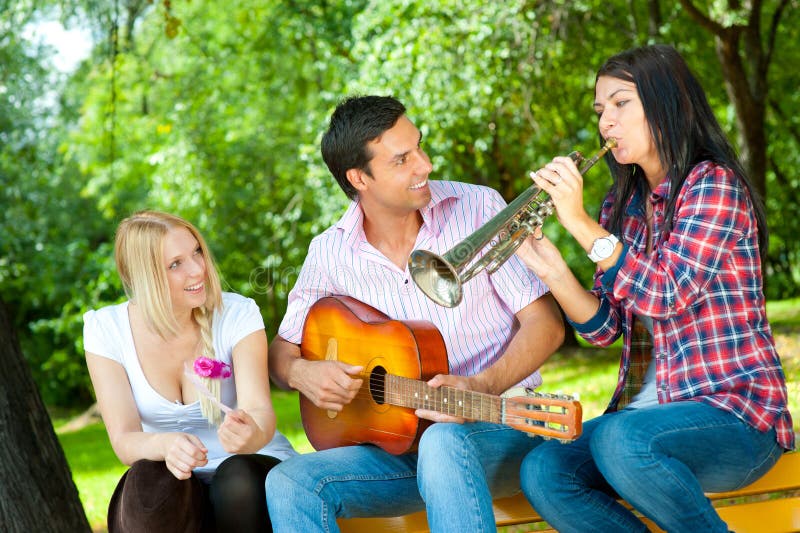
[193,356,232,379]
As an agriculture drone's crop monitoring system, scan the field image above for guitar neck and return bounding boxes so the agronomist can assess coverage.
[384,374,504,423]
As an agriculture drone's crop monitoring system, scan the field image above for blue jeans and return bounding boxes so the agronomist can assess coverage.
[266,421,542,532]
[520,401,783,533]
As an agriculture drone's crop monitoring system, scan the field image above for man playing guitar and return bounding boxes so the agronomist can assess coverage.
[266,95,564,532]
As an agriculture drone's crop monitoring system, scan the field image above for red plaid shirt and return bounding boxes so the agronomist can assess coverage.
[573,161,795,450]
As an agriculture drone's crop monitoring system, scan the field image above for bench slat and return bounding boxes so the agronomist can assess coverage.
[716,496,800,533]
[338,515,428,533]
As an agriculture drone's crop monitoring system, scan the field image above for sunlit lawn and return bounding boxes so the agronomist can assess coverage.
[57,298,800,532]
[57,424,128,524]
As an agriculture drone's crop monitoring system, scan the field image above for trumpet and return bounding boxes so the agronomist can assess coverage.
[409,138,617,307]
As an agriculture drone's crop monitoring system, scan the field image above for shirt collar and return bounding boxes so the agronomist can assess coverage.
[335,198,367,250]
[419,181,459,237]
[334,181,459,247]
[651,177,671,200]
[624,177,671,217]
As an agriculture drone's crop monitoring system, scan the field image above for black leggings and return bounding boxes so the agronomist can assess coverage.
[210,453,281,532]
[108,454,281,533]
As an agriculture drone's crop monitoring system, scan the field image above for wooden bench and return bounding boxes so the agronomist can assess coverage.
[338,451,799,533]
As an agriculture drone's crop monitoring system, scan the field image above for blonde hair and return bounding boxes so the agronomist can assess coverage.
[114,210,225,425]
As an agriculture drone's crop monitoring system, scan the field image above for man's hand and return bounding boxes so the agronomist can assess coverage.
[290,358,364,411]
[414,373,486,424]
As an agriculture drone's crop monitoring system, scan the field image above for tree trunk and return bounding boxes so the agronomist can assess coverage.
[715,31,769,199]
[0,298,91,533]
[677,0,793,201]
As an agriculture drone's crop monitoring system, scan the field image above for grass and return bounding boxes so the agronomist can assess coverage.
[57,424,128,523]
[57,299,800,532]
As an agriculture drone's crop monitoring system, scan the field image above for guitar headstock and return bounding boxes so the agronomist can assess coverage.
[502,390,583,442]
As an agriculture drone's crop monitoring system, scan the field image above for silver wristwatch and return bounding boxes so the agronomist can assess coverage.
[588,234,620,262]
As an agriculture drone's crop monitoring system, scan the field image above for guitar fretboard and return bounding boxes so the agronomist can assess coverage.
[383,374,503,423]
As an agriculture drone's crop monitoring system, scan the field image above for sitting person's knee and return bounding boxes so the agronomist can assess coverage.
[212,455,277,501]
[108,460,204,533]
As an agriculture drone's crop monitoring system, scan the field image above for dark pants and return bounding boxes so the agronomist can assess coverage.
[108,454,281,533]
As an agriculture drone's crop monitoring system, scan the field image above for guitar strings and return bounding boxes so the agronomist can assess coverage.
[327,372,575,433]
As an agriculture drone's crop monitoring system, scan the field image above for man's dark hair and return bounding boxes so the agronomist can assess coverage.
[321,95,407,199]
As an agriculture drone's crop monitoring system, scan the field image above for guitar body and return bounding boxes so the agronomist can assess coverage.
[300,296,449,455]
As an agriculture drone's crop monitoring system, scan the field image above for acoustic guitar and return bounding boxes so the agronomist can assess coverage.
[299,295,582,455]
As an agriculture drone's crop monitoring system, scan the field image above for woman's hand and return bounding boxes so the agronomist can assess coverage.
[163,433,208,480]
[516,232,604,324]
[530,155,590,233]
[515,233,571,285]
[217,409,269,454]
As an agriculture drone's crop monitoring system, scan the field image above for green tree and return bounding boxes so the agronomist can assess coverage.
[6,0,800,410]
[345,0,799,297]
[63,0,370,335]
[0,3,91,529]
[675,0,800,297]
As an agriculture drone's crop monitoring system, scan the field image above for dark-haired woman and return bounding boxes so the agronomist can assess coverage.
[515,45,794,532]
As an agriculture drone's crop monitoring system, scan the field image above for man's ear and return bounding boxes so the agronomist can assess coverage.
[346,167,370,193]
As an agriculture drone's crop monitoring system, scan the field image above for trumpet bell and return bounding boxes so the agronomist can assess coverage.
[409,250,463,307]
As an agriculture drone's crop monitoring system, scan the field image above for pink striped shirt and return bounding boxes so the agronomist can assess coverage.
[278,180,549,389]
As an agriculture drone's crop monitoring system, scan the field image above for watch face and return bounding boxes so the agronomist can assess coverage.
[595,238,614,256]
[590,236,618,261]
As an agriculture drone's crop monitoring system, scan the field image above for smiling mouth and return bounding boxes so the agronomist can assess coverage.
[185,282,204,292]
[409,179,428,190]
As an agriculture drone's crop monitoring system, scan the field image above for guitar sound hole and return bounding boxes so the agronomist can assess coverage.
[369,366,387,405]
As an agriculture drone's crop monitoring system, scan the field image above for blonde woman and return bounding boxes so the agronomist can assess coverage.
[83,211,295,532]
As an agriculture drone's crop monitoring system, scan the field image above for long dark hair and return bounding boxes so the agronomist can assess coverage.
[597,45,768,257]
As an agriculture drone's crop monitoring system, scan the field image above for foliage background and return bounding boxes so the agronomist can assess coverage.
[2,1,798,407]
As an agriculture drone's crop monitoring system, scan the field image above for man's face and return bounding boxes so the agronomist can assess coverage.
[355,115,434,215]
